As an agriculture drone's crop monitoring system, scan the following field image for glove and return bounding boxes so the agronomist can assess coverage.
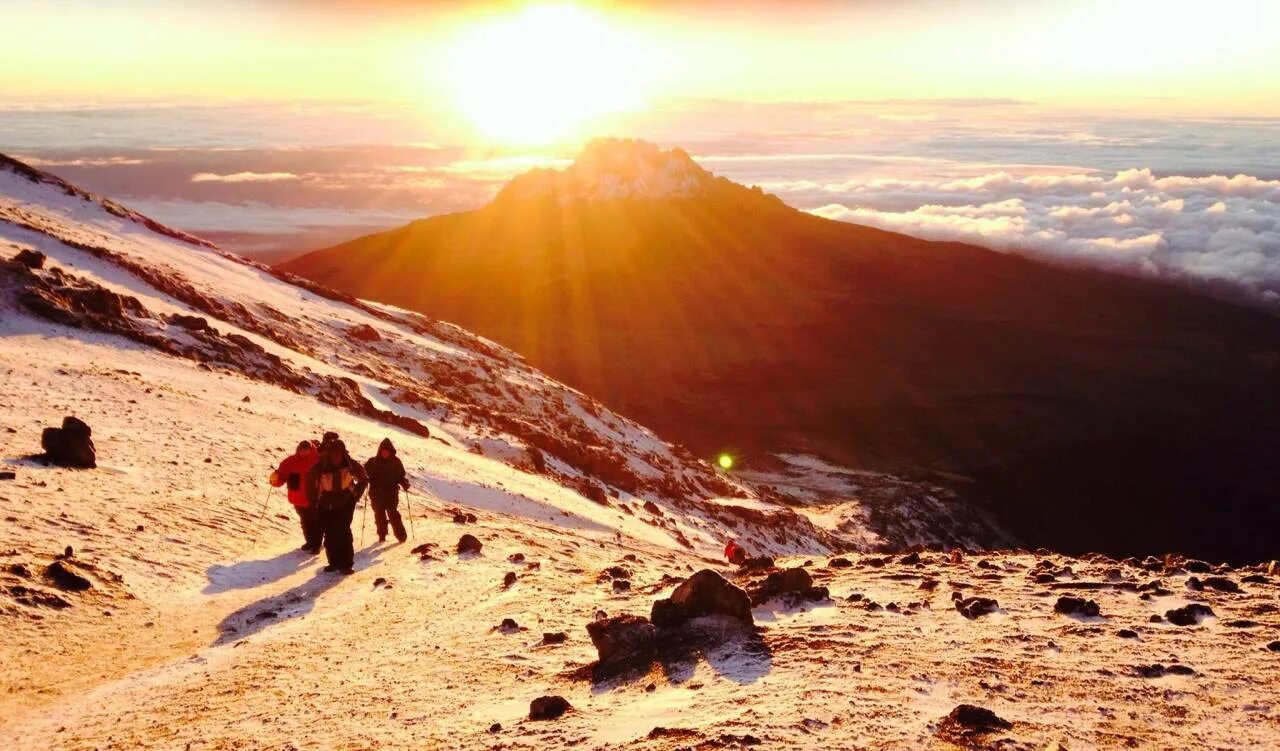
[400,479,410,491]
[269,470,280,486]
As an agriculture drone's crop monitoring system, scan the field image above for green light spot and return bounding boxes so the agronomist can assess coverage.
[717,454,734,470]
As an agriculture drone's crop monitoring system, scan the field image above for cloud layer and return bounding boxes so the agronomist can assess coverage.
[774,169,1280,306]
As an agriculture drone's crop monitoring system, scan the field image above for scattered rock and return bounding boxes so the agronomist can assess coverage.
[828,557,853,568]
[955,596,999,619]
[1117,629,1139,639]
[0,471,14,481]
[457,534,482,555]
[502,572,517,589]
[613,579,632,593]
[899,551,921,565]
[1165,603,1214,626]
[508,553,525,564]
[542,632,567,645]
[651,569,753,628]
[1201,576,1241,593]
[45,561,91,592]
[751,567,813,604]
[166,313,209,331]
[528,695,571,721]
[14,248,45,269]
[40,416,96,468]
[937,704,1012,742]
[587,614,659,665]
[497,618,521,633]
[348,323,381,342]
[488,723,502,734]
[1266,641,1280,652]
[1054,596,1101,618]
[739,556,775,571]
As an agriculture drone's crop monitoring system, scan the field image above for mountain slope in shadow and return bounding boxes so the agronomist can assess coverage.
[281,139,1280,562]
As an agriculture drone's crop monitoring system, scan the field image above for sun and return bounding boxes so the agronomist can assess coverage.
[443,4,650,146]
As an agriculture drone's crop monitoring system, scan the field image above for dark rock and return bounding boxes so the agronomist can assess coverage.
[1242,574,1269,585]
[1266,641,1280,652]
[613,579,632,593]
[1165,603,1214,626]
[498,618,520,633]
[955,596,999,619]
[938,704,1013,740]
[1166,664,1196,676]
[542,632,567,645]
[1183,559,1212,573]
[508,553,525,564]
[502,571,517,589]
[1186,576,1204,591]
[0,471,15,481]
[651,569,753,628]
[488,723,502,734]
[1034,572,1057,584]
[40,416,96,468]
[752,567,813,604]
[1149,614,1164,623]
[587,614,658,665]
[14,248,45,269]
[1201,576,1241,593]
[457,534,482,555]
[919,579,940,591]
[828,557,853,568]
[1054,596,1101,617]
[528,695,571,721]
[739,556,775,571]
[166,313,209,331]
[348,323,381,342]
[803,586,830,601]
[899,551,921,565]
[1117,629,1139,639]
[45,560,91,591]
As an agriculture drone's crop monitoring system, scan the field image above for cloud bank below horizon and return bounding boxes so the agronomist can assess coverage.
[777,169,1280,306]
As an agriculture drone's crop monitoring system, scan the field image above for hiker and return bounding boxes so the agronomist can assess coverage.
[724,539,748,566]
[306,439,368,575]
[364,438,410,543]
[319,431,340,452]
[269,440,322,553]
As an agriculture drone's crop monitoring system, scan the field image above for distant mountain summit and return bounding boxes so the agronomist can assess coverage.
[496,138,735,202]
[281,140,1280,563]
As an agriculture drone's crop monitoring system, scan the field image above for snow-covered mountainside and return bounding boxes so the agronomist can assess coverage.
[11,155,1277,750]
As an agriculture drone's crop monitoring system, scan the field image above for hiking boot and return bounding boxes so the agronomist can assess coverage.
[323,564,338,572]
[299,543,312,551]
[303,546,320,555]
[340,568,355,576]
[395,533,407,543]
[378,535,387,543]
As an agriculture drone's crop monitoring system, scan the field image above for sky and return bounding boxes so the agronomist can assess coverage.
[1,0,1278,304]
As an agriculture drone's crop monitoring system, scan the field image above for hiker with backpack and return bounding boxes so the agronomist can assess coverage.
[364,438,410,543]
[306,439,368,575]
[269,440,322,553]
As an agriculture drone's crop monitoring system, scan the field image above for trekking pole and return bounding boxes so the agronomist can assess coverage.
[247,484,274,550]
[360,496,368,547]
[405,488,416,540]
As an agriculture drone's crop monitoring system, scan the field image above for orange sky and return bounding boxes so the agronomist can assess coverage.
[3,1,1279,144]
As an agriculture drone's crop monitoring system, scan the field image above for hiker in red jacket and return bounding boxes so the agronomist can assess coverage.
[270,440,321,554]
[724,539,748,566]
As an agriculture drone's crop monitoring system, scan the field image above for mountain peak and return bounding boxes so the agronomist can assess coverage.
[496,138,721,203]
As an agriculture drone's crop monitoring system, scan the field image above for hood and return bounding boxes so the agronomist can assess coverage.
[378,438,396,457]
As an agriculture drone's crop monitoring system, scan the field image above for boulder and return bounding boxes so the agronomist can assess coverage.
[528,695,571,721]
[955,596,999,619]
[40,416,96,468]
[586,614,658,665]
[937,704,1012,741]
[166,313,209,331]
[1054,596,1101,617]
[1165,603,1214,626]
[348,323,381,342]
[1266,641,1280,652]
[828,557,853,568]
[650,569,753,628]
[1201,576,1241,593]
[45,561,91,592]
[457,534,482,555]
[14,249,45,269]
[752,567,812,604]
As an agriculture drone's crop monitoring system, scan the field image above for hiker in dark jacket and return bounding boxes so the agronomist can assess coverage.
[364,438,410,543]
[270,440,321,553]
[306,439,368,575]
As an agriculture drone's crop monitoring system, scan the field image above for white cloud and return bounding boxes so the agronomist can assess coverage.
[191,171,301,183]
[799,169,1280,306]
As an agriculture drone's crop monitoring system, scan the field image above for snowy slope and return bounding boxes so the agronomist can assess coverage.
[0,155,1121,750]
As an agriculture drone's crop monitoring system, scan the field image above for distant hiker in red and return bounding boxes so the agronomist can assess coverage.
[270,440,321,554]
[724,539,748,566]
[364,438,410,543]
[306,439,368,575]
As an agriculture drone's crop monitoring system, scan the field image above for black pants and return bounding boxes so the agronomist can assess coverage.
[294,505,322,551]
[371,494,407,541]
[318,501,356,570]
